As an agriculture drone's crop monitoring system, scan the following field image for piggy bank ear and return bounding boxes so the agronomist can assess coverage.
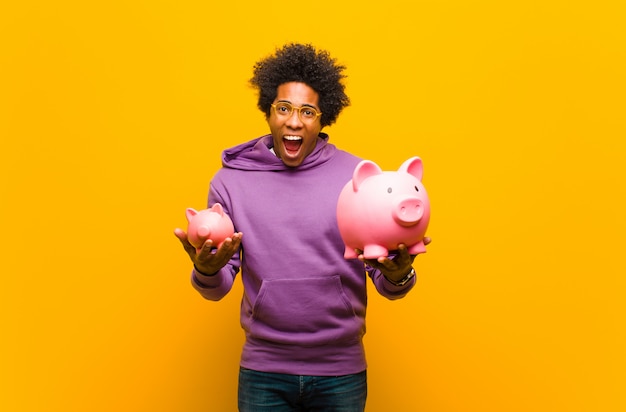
[398,156,423,181]
[210,203,225,216]
[352,160,383,192]
[185,208,198,222]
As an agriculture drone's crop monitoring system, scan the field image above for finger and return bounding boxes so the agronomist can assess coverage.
[218,233,243,254]
[363,260,384,271]
[230,232,243,248]
[174,228,197,256]
[360,256,387,271]
[392,244,412,265]
[377,255,391,265]
[197,233,242,266]
[197,238,216,257]
[173,228,187,241]
[397,243,409,256]
[377,256,400,272]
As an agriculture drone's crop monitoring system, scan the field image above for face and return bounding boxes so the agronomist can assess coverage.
[268,82,322,168]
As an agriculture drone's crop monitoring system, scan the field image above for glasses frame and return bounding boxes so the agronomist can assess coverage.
[271,102,322,122]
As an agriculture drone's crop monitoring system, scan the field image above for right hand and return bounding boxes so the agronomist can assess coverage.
[173,228,243,275]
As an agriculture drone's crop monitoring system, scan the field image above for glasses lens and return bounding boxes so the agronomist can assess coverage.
[274,102,292,116]
[299,107,318,120]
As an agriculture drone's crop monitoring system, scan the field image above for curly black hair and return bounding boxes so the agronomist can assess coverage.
[250,43,350,128]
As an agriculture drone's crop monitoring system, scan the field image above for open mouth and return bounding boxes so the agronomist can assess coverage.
[283,135,303,154]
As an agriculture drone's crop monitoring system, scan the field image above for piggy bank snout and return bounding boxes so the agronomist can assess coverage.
[392,197,425,226]
[197,225,211,238]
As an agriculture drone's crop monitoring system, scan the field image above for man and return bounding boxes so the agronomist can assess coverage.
[175,43,429,411]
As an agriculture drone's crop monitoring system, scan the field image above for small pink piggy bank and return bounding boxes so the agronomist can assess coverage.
[185,203,235,252]
[337,156,430,259]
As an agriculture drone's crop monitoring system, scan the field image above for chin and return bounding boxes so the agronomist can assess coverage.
[282,159,302,168]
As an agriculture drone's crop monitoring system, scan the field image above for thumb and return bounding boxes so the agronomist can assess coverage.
[173,228,188,241]
[174,228,196,255]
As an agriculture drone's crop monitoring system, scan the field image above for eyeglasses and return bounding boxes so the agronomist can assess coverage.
[271,102,322,122]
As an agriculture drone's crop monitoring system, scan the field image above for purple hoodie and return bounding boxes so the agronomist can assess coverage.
[191,133,416,376]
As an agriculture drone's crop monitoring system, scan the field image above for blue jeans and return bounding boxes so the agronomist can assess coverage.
[238,368,367,412]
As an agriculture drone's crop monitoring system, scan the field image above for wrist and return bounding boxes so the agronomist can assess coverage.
[384,267,416,286]
[194,264,218,277]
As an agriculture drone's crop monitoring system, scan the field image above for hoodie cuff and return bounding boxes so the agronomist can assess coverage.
[192,267,221,288]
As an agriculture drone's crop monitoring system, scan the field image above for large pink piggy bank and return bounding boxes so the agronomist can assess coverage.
[337,156,430,259]
[185,203,235,252]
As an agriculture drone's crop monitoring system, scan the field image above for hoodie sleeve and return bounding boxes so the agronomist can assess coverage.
[191,264,239,301]
[368,266,416,300]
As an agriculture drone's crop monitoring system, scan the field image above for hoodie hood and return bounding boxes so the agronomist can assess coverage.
[222,133,337,172]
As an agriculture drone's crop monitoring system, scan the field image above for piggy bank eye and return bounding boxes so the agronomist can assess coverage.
[414,185,420,192]
[387,187,393,193]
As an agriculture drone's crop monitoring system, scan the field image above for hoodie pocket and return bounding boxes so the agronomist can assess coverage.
[247,276,364,347]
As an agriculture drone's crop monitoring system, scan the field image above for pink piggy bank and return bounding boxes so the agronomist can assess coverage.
[185,203,235,252]
[336,156,430,259]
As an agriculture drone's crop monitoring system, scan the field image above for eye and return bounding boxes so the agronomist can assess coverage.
[414,185,419,192]
[274,103,292,114]
[387,187,393,193]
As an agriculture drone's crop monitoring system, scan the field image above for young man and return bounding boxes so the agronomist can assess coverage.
[175,43,429,411]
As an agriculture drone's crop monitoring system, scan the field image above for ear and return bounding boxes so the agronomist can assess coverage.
[398,156,423,181]
[185,208,198,222]
[210,203,225,216]
[352,160,383,191]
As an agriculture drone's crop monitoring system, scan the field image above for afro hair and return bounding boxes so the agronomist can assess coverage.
[250,43,350,128]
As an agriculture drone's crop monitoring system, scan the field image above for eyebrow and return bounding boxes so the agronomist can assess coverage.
[276,100,319,110]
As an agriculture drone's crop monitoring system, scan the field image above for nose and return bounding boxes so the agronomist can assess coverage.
[285,109,304,128]
[392,197,424,226]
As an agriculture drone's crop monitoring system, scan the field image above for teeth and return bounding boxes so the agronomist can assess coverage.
[284,136,302,141]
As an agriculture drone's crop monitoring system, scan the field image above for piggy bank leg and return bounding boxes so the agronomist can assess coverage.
[363,244,389,260]
[344,247,359,259]
[408,241,427,255]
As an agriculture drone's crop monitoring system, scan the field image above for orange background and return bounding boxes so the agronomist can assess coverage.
[1,1,625,411]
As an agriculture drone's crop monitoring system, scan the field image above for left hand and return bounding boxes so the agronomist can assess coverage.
[356,237,431,283]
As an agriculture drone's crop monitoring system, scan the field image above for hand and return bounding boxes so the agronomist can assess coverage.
[174,228,243,275]
[357,237,431,283]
